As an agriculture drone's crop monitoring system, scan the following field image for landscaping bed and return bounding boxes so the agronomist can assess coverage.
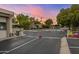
[67,30,79,38]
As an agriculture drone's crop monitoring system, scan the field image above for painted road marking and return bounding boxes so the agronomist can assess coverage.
[70,46,79,48]
[60,37,70,54]
[0,51,8,53]
[25,29,62,32]
[67,37,79,39]
[5,39,37,54]
[25,36,61,39]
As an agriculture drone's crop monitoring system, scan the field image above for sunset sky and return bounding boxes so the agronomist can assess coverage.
[0,4,71,24]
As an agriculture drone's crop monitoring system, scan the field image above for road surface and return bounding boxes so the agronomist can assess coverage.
[67,38,79,54]
[0,29,66,54]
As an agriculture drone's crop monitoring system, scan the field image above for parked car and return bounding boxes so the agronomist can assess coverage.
[72,32,79,38]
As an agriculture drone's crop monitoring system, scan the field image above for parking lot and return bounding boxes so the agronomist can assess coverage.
[0,29,66,54]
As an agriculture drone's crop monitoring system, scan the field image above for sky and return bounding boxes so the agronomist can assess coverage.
[0,4,71,24]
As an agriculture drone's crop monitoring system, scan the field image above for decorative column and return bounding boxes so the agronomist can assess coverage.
[6,17,13,37]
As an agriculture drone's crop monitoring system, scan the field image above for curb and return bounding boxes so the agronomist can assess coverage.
[67,37,79,39]
[0,34,25,42]
[0,36,19,42]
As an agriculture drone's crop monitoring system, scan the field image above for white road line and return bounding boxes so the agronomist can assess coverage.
[70,46,79,48]
[0,51,9,54]
[26,36,38,38]
[25,29,61,32]
[60,37,70,54]
[67,37,79,39]
[0,51,8,53]
[42,37,61,39]
[26,36,61,39]
[5,39,37,54]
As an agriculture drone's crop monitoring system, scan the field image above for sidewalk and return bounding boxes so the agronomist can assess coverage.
[67,30,79,39]
[60,37,70,54]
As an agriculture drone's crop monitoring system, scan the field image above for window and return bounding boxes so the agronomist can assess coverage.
[0,22,6,30]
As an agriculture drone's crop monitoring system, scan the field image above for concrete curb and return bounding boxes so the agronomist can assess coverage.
[0,36,19,42]
[0,34,25,42]
[67,37,79,39]
[60,37,71,54]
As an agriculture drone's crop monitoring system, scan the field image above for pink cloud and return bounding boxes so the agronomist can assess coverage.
[25,5,46,18]
[25,5,58,24]
[22,5,57,17]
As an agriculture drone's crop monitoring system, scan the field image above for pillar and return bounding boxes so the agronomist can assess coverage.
[6,17,13,37]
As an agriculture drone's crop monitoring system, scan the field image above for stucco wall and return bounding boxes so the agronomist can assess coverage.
[0,30,7,39]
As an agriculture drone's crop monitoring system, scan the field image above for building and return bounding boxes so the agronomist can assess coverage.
[0,8,14,38]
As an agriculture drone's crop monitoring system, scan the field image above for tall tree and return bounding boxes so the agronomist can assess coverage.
[57,4,79,30]
[16,14,31,29]
[44,19,53,28]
